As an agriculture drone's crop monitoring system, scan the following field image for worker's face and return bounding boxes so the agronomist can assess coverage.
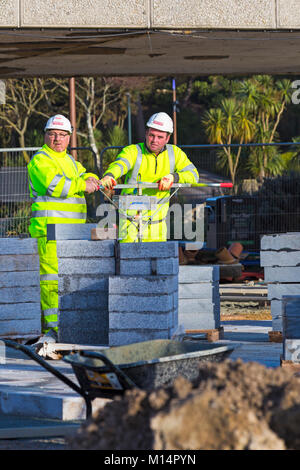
[44,130,70,153]
[146,128,170,155]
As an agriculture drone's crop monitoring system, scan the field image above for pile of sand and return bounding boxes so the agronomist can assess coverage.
[68,359,300,450]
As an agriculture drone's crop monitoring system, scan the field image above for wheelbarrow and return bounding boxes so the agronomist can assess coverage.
[2,339,234,419]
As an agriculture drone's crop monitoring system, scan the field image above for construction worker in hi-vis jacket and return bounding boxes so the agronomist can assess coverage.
[27,114,100,347]
[99,112,199,243]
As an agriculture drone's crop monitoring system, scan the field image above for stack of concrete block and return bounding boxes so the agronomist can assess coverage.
[178,265,220,331]
[109,242,178,346]
[0,238,41,340]
[282,296,300,363]
[48,224,115,345]
[261,233,300,332]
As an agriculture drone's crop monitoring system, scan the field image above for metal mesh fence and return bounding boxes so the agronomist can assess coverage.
[2,143,300,245]
[100,143,300,249]
[0,146,98,237]
[0,148,38,237]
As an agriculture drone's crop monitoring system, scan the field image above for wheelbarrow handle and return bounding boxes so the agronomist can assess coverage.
[79,350,139,390]
[2,339,88,402]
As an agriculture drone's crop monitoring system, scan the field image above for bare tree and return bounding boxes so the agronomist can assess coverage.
[0,78,58,162]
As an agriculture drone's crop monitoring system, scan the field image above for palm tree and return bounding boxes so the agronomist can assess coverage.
[202,98,255,188]
[236,76,292,180]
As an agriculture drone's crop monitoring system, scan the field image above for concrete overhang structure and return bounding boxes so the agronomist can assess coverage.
[1,0,300,78]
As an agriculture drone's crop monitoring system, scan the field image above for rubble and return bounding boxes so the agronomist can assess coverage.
[67,359,300,450]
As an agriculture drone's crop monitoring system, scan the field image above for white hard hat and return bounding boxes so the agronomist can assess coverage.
[44,114,73,133]
[146,112,173,134]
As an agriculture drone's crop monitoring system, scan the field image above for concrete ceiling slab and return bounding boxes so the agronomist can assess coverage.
[0,29,300,78]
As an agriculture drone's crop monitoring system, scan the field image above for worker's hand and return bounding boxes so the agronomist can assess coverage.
[85,177,101,194]
[99,175,117,190]
[158,174,174,191]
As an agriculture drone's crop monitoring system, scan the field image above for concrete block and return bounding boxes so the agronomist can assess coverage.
[0,0,18,27]
[178,298,220,315]
[47,223,97,240]
[59,291,108,311]
[261,233,300,251]
[268,284,300,301]
[178,312,219,330]
[272,316,282,332]
[109,329,171,347]
[0,237,38,255]
[155,258,179,276]
[58,310,108,345]
[119,258,178,277]
[152,0,276,29]
[0,319,41,338]
[271,300,283,331]
[0,303,41,320]
[283,339,300,362]
[0,254,39,272]
[118,241,178,259]
[109,294,174,313]
[282,296,300,339]
[56,239,115,258]
[57,258,115,275]
[264,267,300,283]
[109,312,172,330]
[119,259,152,276]
[179,265,219,283]
[0,271,40,288]
[278,0,300,29]
[0,287,40,304]
[21,0,148,28]
[108,275,178,295]
[179,282,218,299]
[261,250,300,267]
[0,390,85,420]
[58,275,108,294]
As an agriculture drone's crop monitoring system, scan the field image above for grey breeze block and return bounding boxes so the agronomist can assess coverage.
[260,232,300,332]
[178,265,220,331]
[57,239,116,346]
[282,296,300,362]
[0,238,41,339]
[108,274,178,347]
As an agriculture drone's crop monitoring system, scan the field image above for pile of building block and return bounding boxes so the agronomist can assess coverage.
[109,242,179,346]
[49,225,179,346]
[48,224,115,345]
[0,238,41,340]
[178,265,221,337]
[261,233,300,334]
[1,224,222,347]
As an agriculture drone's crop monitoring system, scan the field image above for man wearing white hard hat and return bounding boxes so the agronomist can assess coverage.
[27,115,100,351]
[100,112,199,242]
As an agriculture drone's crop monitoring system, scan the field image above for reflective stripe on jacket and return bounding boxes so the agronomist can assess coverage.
[104,142,199,224]
[27,144,98,237]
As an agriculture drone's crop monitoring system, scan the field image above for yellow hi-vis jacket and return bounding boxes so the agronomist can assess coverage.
[27,144,99,334]
[104,143,199,242]
[27,144,98,238]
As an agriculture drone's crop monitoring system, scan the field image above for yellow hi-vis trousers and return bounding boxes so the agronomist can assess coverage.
[37,237,58,334]
[119,215,167,243]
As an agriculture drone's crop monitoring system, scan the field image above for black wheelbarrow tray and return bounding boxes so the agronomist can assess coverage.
[3,339,234,419]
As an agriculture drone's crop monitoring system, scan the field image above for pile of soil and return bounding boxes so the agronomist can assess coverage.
[67,359,300,450]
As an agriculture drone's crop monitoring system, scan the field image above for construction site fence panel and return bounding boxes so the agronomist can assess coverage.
[0,146,97,238]
[100,143,300,251]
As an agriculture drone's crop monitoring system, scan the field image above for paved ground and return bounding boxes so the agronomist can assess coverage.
[0,318,283,450]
